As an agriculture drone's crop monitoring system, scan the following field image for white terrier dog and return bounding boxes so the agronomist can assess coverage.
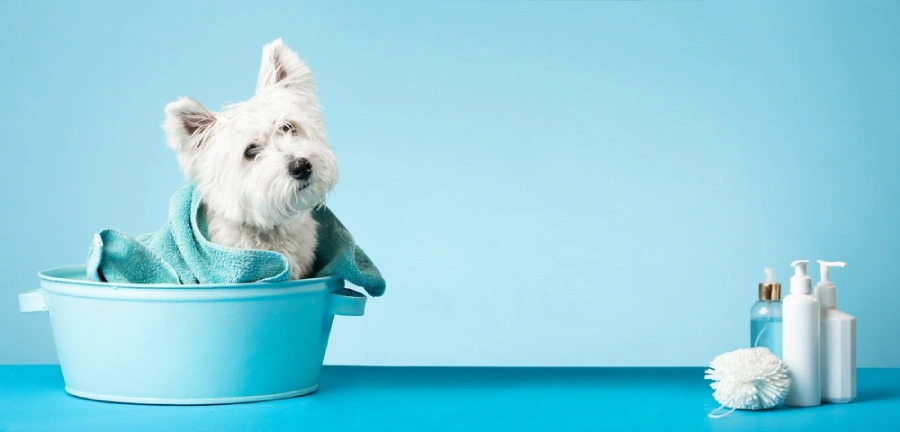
[162,39,337,279]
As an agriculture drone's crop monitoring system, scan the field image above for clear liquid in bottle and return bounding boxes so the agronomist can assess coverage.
[750,301,783,358]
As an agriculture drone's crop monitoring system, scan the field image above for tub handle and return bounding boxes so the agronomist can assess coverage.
[19,290,48,313]
[328,287,366,317]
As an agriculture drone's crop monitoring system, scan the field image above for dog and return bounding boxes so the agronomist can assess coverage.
[162,39,337,280]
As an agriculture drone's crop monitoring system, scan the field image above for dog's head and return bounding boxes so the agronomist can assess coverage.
[163,39,337,230]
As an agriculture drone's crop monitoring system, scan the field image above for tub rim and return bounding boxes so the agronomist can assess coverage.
[33,265,346,302]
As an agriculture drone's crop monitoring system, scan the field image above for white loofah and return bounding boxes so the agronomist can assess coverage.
[704,347,791,418]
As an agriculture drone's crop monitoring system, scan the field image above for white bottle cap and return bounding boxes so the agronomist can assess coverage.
[815,260,847,308]
[790,260,812,294]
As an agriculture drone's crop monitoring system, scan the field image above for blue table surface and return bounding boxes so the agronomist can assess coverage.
[0,366,898,431]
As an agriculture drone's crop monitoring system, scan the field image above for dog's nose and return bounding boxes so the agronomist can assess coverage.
[288,158,312,181]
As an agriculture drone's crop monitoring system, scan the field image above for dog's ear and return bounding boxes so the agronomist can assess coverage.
[256,38,315,95]
[163,97,216,151]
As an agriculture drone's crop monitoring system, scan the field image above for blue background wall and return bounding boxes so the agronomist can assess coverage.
[2,0,898,367]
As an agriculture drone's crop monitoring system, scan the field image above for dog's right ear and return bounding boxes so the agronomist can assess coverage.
[255,38,315,96]
[163,97,216,151]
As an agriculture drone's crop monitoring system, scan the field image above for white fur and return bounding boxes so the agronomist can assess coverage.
[163,38,338,279]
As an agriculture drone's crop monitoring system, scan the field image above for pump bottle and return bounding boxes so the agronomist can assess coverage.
[782,260,821,407]
[815,260,856,403]
[750,267,782,358]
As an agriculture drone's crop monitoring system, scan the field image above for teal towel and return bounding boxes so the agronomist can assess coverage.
[86,184,385,297]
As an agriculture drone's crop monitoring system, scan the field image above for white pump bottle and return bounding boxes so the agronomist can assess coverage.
[782,260,821,407]
[815,260,856,403]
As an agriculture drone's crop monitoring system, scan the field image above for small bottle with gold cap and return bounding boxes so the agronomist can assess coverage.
[751,267,783,358]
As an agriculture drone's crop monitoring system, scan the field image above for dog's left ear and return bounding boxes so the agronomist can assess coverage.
[163,97,216,151]
[256,38,315,95]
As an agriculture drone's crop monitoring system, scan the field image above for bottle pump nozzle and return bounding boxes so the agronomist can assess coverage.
[764,267,776,283]
[816,260,847,308]
[818,260,847,284]
[790,260,812,294]
[759,267,781,300]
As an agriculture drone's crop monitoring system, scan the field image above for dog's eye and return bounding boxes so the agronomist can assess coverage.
[280,123,295,134]
[244,144,260,160]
